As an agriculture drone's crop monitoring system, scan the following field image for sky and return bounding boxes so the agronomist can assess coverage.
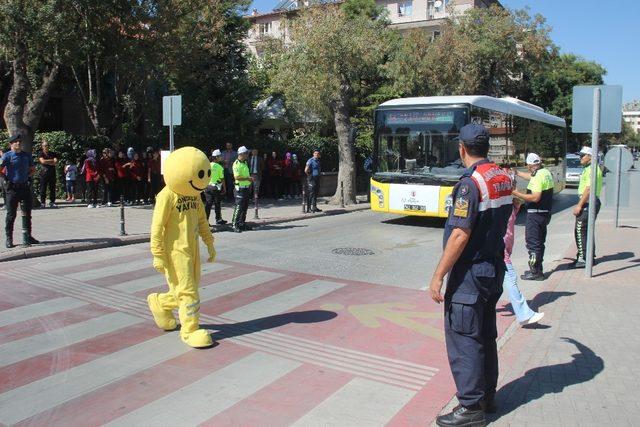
[248,0,639,104]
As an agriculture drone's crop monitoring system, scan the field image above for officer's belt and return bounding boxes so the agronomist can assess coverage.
[527,209,550,213]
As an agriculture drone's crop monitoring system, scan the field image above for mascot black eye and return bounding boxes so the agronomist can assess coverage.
[198,170,205,179]
[207,169,211,177]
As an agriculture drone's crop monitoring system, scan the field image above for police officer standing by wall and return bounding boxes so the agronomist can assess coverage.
[511,153,555,281]
[572,146,603,268]
[0,134,40,248]
[305,149,322,213]
[429,124,512,426]
[38,138,59,208]
[231,146,253,233]
[203,149,226,226]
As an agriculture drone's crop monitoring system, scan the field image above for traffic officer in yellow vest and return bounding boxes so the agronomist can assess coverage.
[513,153,554,280]
[572,146,603,268]
[512,153,555,281]
[231,146,253,233]
[202,149,226,226]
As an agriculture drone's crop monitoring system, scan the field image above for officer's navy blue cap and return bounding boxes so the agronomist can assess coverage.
[455,124,490,145]
[7,133,21,143]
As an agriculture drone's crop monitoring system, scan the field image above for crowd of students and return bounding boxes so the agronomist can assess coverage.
[64,146,163,208]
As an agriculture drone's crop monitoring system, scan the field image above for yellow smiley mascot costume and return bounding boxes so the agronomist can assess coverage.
[147,147,216,348]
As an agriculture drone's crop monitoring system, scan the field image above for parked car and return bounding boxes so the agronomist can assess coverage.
[565,154,582,187]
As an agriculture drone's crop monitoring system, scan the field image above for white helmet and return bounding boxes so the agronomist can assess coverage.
[211,149,221,157]
[237,146,249,154]
[526,153,542,165]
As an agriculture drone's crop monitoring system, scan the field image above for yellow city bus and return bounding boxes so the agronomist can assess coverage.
[370,96,567,217]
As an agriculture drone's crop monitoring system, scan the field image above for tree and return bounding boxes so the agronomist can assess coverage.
[67,0,163,140]
[269,1,394,203]
[387,5,554,98]
[0,1,77,153]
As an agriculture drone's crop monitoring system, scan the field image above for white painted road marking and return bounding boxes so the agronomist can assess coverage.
[0,297,88,328]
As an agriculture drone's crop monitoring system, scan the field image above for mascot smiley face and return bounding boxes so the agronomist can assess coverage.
[163,147,211,197]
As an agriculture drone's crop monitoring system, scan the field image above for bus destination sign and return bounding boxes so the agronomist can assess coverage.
[386,110,455,125]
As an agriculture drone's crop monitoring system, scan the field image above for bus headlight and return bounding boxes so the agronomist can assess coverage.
[370,183,384,208]
[444,195,453,213]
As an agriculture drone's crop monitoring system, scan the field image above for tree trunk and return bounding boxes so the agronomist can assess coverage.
[330,88,357,205]
[2,42,59,154]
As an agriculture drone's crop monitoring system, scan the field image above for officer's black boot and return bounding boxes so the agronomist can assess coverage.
[521,268,544,281]
[436,404,486,427]
[23,215,39,246]
[5,227,13,249]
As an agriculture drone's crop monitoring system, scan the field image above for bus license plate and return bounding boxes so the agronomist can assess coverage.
[404,204,426,212]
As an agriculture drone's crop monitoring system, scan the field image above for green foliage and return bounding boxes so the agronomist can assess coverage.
[269,6,395,122]
[341,0,387,21]
[387,5,554,97]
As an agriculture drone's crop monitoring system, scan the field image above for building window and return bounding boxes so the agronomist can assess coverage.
[431,30,441,41]
[258,22,272,36]
[398,1,413,17]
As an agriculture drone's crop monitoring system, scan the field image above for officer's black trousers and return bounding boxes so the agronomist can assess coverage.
[202,186,222,222]
[39,173,56,205]
[444,262,503,407]
[525,212,551,272]
[575,199,601,261]
[232,187,250,228]
[306,176,319,211]
[5,183,33,241]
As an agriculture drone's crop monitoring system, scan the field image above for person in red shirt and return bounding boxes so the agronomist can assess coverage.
[98,148,116,206]
[114,150,130,205]
[81,149,100,208]
[147,148,163,204]
[128,152,145,205]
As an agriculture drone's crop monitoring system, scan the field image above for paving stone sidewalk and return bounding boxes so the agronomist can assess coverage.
[490,207,640,424]
[0,196,369,261]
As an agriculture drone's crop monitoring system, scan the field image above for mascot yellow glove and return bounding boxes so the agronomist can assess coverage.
[207,245,216,263]
[153,257,165,274]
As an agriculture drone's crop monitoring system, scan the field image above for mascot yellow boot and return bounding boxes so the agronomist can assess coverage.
[147,147,216,348]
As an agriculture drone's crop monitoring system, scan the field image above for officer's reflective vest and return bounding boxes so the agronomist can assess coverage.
[466,161,513,262]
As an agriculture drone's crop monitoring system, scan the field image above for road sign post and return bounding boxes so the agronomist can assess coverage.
[585,88,600,277]
[162,95,182,152]
[604,146,633,228]
[572,85,623,278]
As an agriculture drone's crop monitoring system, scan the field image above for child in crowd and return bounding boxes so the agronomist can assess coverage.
[64,158,78,202]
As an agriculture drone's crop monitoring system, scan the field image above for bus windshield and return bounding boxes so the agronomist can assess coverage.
[375,107,469,176]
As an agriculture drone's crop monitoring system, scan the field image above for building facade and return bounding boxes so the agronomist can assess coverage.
[245,0,502,57]
[623,111,640,134]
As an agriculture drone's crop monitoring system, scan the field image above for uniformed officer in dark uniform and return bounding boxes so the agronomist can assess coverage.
[512,153,555,281]
[304,149,322,213]
[0,134,40,248]
[429,124,512,426]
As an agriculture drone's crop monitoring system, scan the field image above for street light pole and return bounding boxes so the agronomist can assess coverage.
[585,87,600,278]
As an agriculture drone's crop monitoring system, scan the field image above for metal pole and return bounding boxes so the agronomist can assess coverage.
[585,88,600,277]
[169,98,175,152]
[340,181,345,208]
[254,188,259,220]
[614,148,622,228]
[302,179,307,213]
[119,194,126,236]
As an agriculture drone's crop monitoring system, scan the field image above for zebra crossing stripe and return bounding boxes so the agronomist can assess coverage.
[106,352,301,426]
[0,297,88,328]
[0,334,190,426]
[291,377,416,426]
[0,312,142,369]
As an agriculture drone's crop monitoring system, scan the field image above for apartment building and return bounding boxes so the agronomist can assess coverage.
[245,0,502,57]
[623,111,640,134]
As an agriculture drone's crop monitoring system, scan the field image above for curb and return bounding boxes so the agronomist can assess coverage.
[0,204,370,262]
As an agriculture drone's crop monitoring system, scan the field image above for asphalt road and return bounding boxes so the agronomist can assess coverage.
[213,187,581,291]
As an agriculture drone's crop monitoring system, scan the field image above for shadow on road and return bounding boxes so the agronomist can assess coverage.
[381,216,447,229]
[203,309,337,340]
[490,338,604,422]
[593,257,640,278]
